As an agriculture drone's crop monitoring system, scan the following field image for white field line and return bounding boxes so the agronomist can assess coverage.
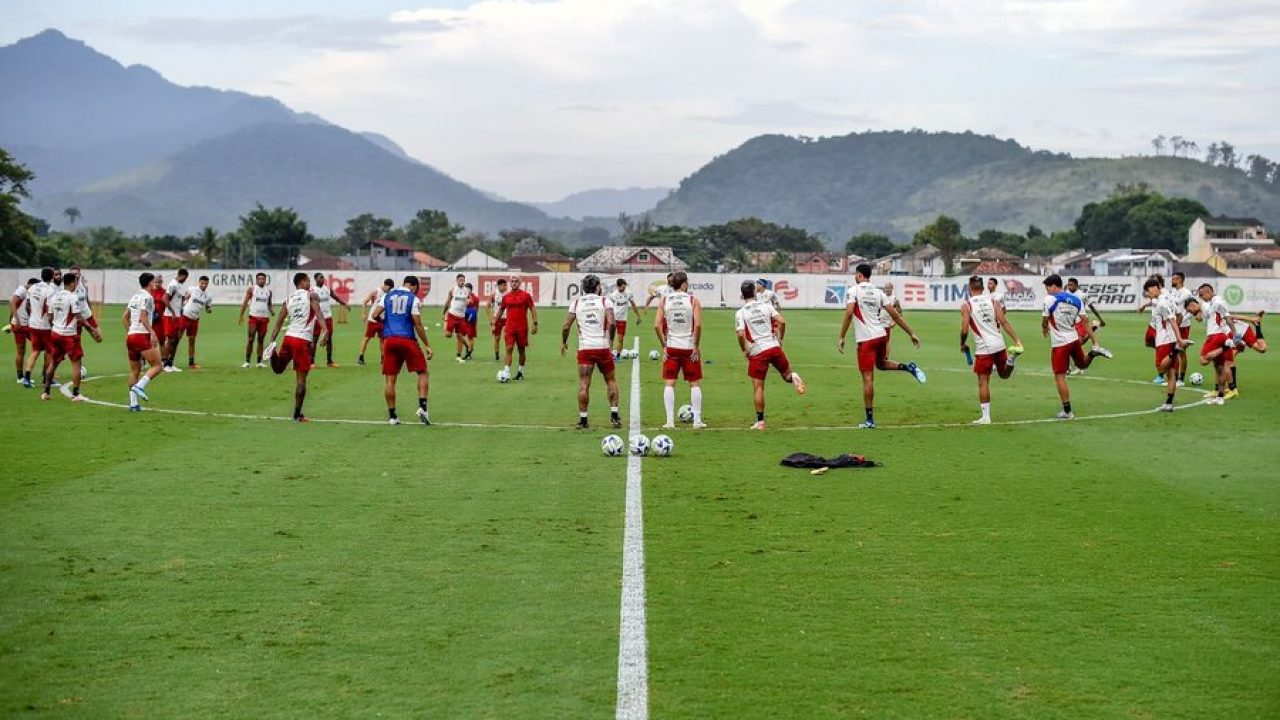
[616,337,649,720]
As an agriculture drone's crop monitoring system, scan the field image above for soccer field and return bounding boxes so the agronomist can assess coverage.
[2,306,1277,718]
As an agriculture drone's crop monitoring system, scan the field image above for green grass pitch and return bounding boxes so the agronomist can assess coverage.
[2,305,1277,718]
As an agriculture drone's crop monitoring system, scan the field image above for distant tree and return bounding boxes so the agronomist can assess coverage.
[723,245,751,272]
[1075,192,1207,252]
[63,206,81,227]
[1245,155,1275,183]
[236,203,311,267]
[1204,142,1221,166]
[1185,140,1199,159]
[511,235,545,257]
[629,225,709,271]
[975,229,1026,255]
[1110,181,1152,199]
[197,226,219,267]
[914,215,964,276]
[341,213,394,255]
[1027,224,1045,240]
[764,251,794,272]
[0,148,39,266]
[1217,141,1238,168]
[1151,135,1167,156]
[845,232,897,259]
[402,208,463,258]
[619,212,653,242]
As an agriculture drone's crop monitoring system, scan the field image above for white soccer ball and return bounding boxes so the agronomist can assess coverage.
[629,433,650,456]
[79,365,89,379]
[497,368,510,383]
[648,350,660,361]
[1188,372,1204,386]
[601,434,625,456]
[651,434,673,456]
[619,349,632,360]
[677,404,694,423]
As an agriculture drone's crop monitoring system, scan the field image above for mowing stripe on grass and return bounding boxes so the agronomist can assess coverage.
[616,337,649,720]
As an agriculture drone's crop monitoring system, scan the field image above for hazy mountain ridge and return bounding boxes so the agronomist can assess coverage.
[534,187,671,220]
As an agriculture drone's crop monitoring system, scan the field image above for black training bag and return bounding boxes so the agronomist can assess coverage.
[780,453,880,469]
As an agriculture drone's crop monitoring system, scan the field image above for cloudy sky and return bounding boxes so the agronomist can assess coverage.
[5,0,1279,201]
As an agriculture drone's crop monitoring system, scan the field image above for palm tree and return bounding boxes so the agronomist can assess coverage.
[197,226,220,268]
[63,206,81,226]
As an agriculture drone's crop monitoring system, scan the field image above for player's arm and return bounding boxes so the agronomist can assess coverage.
[79,301,102,343]
[1136,300,1152,313]
[311,296,327,345]
[644,290,657,309]
[1041,313,1051,337]
[411,312,433,360]
[8,292,20,321]
[486,294,495,322]
[530,302,539,335]
[885,304,920,347]
[268,303,288,343]
[560,308,576,356]
[371,298,385,322]
[691,297,703,361]
[334,292,348,309]
[238,287,252,324]
[630,298,643,319]
[736,329,749,357]
[1088,302,1105,326]
[442,289,452,317]
[838,304,854,354]
[120,307,130,332]
[994,301,1022,347]
[959,303,972,349]
[653,298,667,348]
[774,308,786,344]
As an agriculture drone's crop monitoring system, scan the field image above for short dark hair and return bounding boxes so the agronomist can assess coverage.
[1143,278,1161,291]
[256,272,267,279]
[40,267,54,282]
[465,283,473,290]
[26,277,38,286]
[740,280,757,299]
[293,272,308,287]
[456,273,465,280]
[497,278,508,285]
[582,274,601,294]
[177,268,189,279]
[198,276,209,282]
[617,278,627,287]
[1067,277,1079,285]
[670,271,688,289]
[1172,271,1185,281]
[403,275,419,288]
[968,275,984,290]
[1044,274,1063,288]
[855,263,872,278]
[139,272,155,288]
[314,272,325,280]
[1198,283,1214,292]
[1184,297,1199,309]
[62,273,78,286]
[383,278,394,288]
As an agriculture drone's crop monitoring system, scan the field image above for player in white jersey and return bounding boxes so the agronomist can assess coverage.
[9,277,37,384]
[837,263,924,429]
[563,275,622,429]
[1065,277,1111,363]
[735,280,805,430]
[878,282,903,352]
[123,272,166,411]
[607,278,642,358]
[487,277,508,361]
[178,275,213,368]
[1184,283,1266,402]
[357,278,394,366]
[41,273,101,401]
[755,278,781,311]
[264,273,326,422]
[644,273,675,309]
[1162,272,1196,384]
[442,273,474,362]
[1041,275,1111,419]
[655,271,706,428]
[159,268,189,372]
[986,277,1006,308]
[960,276,1024,424]
[21,267,58,389]
[310,272,348,368]
[238,272,273,368]
[1142,277,1187,412]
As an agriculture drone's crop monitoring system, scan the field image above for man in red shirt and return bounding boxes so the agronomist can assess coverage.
[493,276,538,380]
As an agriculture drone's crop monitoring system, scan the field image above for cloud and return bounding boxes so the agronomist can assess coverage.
[693,101,877,128]
[118,15,450,51]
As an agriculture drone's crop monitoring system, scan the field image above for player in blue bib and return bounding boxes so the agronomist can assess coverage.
[370,277,434,425]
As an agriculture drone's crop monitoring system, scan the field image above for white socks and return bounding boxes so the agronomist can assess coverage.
[664,386,675,424]
[136,375,151,389]
[980,402,990,419]
[503,365,510,373]
[691,386,703,423]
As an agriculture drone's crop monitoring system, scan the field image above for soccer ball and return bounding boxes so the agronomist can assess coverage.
[651,434,673,456]
[629,433,650,456]
[620,349,633,360]
[601,434,625,456]
[1188,372,1204,386]
[677,404,694,423]
[497,368,511,383]
[648,350,660,361]
[79,365,89,379]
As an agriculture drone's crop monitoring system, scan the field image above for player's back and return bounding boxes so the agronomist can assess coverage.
[573,294,610,349]
[127,290,153,334]
[847,282,887,341]
[49,289,79,335]
[966,294,1005,354]
[382,288,420,339]
[664,291,695,349]
[26,282,52,329]
[735,299,779,354]
[284,289,315,340]
[1044,291,1083,345]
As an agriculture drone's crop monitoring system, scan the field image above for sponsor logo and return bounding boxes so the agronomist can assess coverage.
[1077,281,1137,305]
[209,272,270,288]
[774,280,800,301]
[824,283,846,305]
[482,274,539,302]
[1001,278,1037,306]
[320,274,356,304]
[902,282,927,302]
[929,282,970,303]
[1224,285,1245,306]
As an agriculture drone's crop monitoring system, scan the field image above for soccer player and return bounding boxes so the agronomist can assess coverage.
[986,277,1005,308]
[1164,272,1195,384]
[9,277,36,384]
[238,272,273,368]
[443,273,473,362]
[755,278,781,310]
[312,273,349,368]
[1065,277,1112,362]
[960,275,1024,424]
[1143,277,1187,412]
[562,274,621,429]
[160,268,189,372]
[736,280,804,430]
[607,278,642,358]
[1041,274,1111,419]
[67,265,93,379]
[1184,285,1265,402]
[463,282,479,359]
[655,271,706,429]
[644,272,675,309]
[179,276,213,368]
[148,274,167,363]
[357,278,394,366]
[42,273,101,401]
[487,277,508,361]
[263,273,326,422]
[837,263,925,429]
[123,272,165,411]
[371,276,433,425]
[878,281,902,353]
[21,267,58,389]
[495,276,538,380]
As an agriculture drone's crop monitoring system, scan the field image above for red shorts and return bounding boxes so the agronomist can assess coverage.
[577,348,616,374]
[747,346,791,380]
[12,324,28,347]
[1050,341,1087,375]
[381,336,427,375]
[162,316,181,340]
[614,321,628,339]
[1144,326,1156,348]
[248,316,270,338]
[1075,321,1089,341]
[49,333,83,364]
[973,349,1008,376]
[30,328,51,353]
[1239,325,1259,348]
[1201,333,1234,364]
[445,314,467,336]
[1179,326,1191,340]
[465,321,477,339]
[179,317,200,338]
[1155,343,1176,368]
[504,327,529,349]
[364,320,383,339]
[662,347,702,381]
[856,335,889,372]
[492,319,506,337]
[272,335,313,374]
[126,333,153,362]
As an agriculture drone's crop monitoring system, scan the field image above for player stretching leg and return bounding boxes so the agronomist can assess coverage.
[443,274,472,363]
[655,271,706,429]
[123,273,165,411]
[1143,278,1187,412]
[238,272,273,368]
[563,274,622,429]
[1164,272,1196,384]
[837,263,924,429]
[264,273,327,422]
[494,276,537,380]
[608,278,642,359]
[179,276,212,368]
[42,273,101,401]
[372,276,433,425]
[312,273,348,368]
[488,277,508,361]
[1041,275,1110,419]
[960,275,1023,424]
[357,279,393,366]
[9,277,36,384]
[736,280,804,431]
